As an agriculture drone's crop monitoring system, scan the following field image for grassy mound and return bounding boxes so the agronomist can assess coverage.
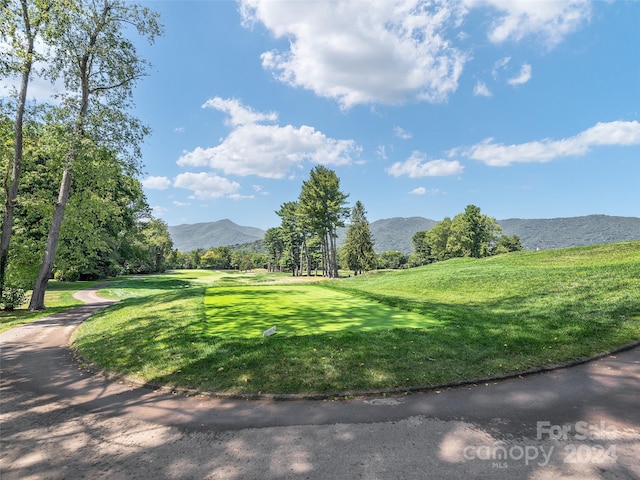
[72,241,640,395]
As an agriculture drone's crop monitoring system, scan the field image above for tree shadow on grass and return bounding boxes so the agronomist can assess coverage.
[203,285,441,338]
[74,280,640,395]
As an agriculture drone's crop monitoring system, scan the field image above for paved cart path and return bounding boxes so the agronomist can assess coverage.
[1,287,639,479]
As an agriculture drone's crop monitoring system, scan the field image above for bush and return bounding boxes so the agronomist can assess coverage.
[1,287,27,311]
[54,267,81,282]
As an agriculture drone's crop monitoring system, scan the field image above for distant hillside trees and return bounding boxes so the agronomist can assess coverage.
[410,205,523,266]
[340,201,376,275]
[166,244,266,272]
[377,250,408,269]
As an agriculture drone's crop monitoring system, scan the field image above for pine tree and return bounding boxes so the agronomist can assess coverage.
[343,201,376,275]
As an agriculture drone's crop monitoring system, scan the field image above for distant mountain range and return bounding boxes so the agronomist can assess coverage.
[167,219,265,252]
[168,215,640,254]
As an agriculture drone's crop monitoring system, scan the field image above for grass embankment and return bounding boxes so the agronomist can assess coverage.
[0,279,109,333]
[72,242,640,395]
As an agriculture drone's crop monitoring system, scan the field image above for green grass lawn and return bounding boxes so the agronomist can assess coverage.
[71,242,640,395]
[204,285,438,338]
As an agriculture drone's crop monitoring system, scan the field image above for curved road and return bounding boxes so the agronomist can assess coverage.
[1,288,639,479]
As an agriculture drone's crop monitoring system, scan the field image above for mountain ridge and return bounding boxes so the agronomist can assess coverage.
[168,214,640,253]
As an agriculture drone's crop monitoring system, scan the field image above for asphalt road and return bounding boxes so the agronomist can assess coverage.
[1,288,638,479]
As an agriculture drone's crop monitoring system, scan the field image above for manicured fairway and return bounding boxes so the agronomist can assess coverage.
[204,285,439,338]
[70,242,640,395]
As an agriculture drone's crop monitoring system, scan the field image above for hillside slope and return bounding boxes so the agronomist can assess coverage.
[167,219,264,252]
[499,215,640,250]
[168,215,640,253]
[338,217,438,254]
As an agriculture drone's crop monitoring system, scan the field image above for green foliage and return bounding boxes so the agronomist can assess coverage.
[0,287,27,311]
[341,200,376,275]
[276,201,303,275]
[409,230,433,267]
[263,227,284,272]
[297,166,349,278]
[0,106,169,284]
[377,250,408,269]
[415,205,522,264]
[496,234,524,254]
[201,245,231,269]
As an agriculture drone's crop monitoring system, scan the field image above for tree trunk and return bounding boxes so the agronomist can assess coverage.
[28,166,73,310]
[330,232,338,278]
[322,234,328,277]
[0,32,33,295]
[302,235,311,276]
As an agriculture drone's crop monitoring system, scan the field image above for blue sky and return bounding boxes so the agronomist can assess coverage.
[7,0,640,230]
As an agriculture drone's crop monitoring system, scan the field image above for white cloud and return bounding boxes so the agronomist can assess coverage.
[174,172,242,199]
[173,201,191,206]
[151,205,169,217]
[507,63,532,86]
[240,0,467,108]
[464,120,640,167]
[0,71,66,103]
[0,37,66,102]
[178,97,361,178]
[252,184,269,195]
[492,56,511,78]
[464,0,592,48]
[142,176,171,190]
[202,97,278,126]
[410,187,441,195]
[394,126,412,140]
[387,151,464,178]
[473,81,492,97]
[376,145,388,160]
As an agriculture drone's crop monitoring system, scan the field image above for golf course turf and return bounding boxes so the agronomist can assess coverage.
[70,241,640,395]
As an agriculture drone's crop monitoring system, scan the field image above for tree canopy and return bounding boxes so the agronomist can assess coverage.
[411,205,522,265]
[0,0,166,309]
[341,200,376,275]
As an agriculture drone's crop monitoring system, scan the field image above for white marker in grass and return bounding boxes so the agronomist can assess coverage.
[263,326,276,337]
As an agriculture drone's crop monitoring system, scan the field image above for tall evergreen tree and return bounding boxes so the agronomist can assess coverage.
[276,201,302,276]
[297,166,349,278]
[263,227,284,272]
[342,200,376,275]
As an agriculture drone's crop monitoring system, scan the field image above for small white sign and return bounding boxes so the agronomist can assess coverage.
[263,326,276,337]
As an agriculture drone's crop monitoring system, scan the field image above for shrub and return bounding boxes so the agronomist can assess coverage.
[1,287,27,311]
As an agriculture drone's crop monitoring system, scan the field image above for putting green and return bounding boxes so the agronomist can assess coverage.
[204,284,439,338]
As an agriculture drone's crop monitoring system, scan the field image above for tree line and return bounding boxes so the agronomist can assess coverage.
[168,168,522,276]
[264,166,376,277]
[1,0,170,310]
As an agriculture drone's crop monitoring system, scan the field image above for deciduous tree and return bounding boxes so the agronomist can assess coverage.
[28,0,162,309]
[0,0,65,295]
